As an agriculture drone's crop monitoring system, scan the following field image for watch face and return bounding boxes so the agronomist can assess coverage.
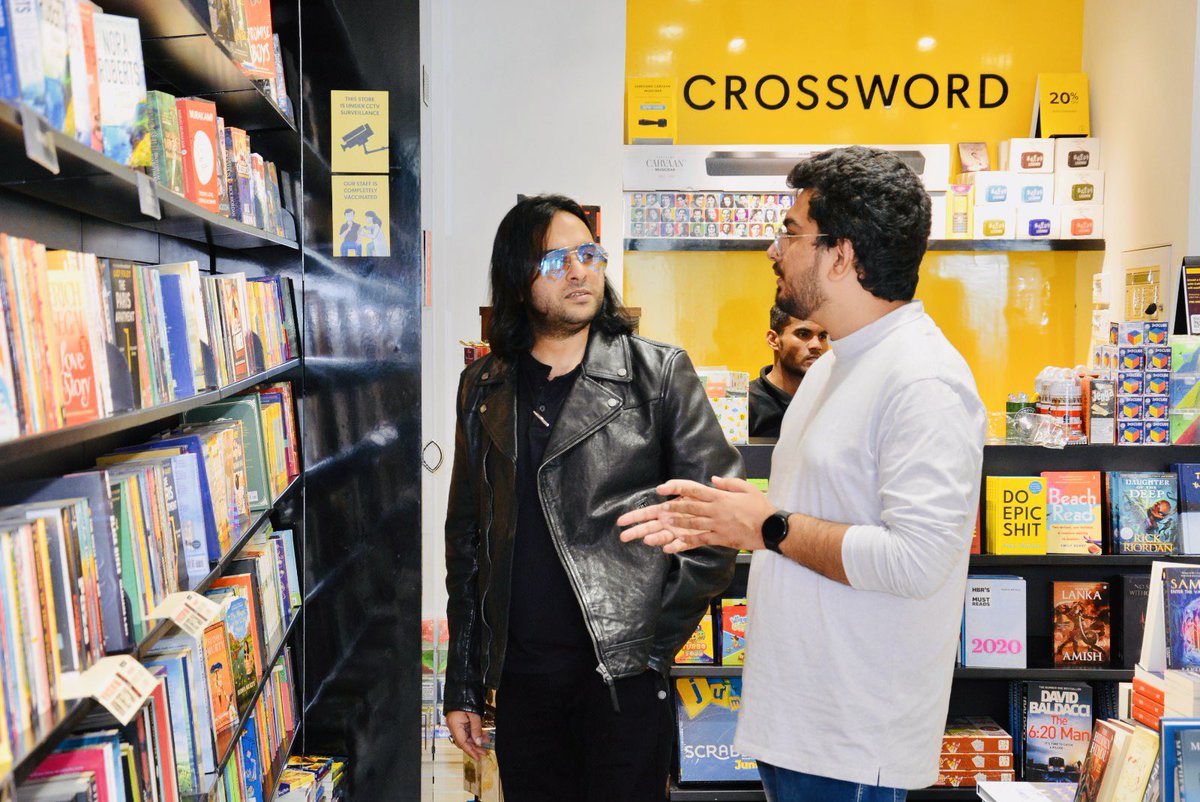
[763,512,788,546]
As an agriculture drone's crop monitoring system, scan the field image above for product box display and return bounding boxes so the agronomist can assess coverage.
[957,171,1013,205]
[941,717,1014,754]
[945,184,973,239]
[1061,205,1104,238]
[1054,137,1102,171]
[999,138,1055,173]
[1011,174,1055,205]
[1054,170,1105,205]
[721,599,747,665]
[973,205,1016,239]
[675,677,759,783]
[676,613,716,664]
[1016,205,1059,239]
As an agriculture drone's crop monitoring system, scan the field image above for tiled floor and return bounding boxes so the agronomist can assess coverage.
[421,737,474,802]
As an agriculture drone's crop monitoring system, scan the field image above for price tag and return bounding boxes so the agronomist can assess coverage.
[17,103,59,174]
[58,655,158,725]
[1031,72,1090,137]
[136,172,161,220]
[149,591,222,638]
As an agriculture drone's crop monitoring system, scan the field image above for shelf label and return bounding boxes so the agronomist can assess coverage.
[148,591,222,638]
[58,655,158,725]
[136,172,161,220]
[18,103,59,175]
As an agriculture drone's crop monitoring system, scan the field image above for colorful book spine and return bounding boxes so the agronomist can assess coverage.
[7,0,45,112]
[147,90,184,195]
[93,12,149,167]
[0,0,18,102]
[39,0,69,132]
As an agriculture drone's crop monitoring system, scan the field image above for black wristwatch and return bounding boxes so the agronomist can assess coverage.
[761,510,792,553]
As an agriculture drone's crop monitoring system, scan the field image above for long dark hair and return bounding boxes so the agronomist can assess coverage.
[487,194,633,360]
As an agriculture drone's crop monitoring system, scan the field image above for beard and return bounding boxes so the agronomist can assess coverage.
[775,260,826,322]
[529,294,601,340]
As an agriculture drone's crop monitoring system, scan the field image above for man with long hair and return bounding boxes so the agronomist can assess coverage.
[443,195,740,800]
[620,148,986,801]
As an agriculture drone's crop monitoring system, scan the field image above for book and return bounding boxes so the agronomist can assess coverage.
[68,0,101,149]
[203,619,240,751]
[1073,719,1118,802]
[39,0,69,132]
[93,12,149,167]
[1109,472,1180,554]
[1175,464,1200,554]
[209,0,251,63]
[183,396,271,511]
[1022,681,1092,782]
[270,34,289,117]
[105,260,142,409]
[240,0,275,80]
[986,476,1048,555]
[720,598,746,666]
[177,97,221,213]
[45,250,101,426]
[1042,472,1103,555]
[0,0,19,103]
[250,153,268,230]
[962,575,1027,668]
[207,590,257,710]
[7,0,44,113]
[216,115,230,217]
[1121,574,1151,669]
[1053,581,1111,666]
[155,260,216,392]
[1163,566,1200,669]
[239,710,266,802]
[147,90,184,196]
[158,274,197,400]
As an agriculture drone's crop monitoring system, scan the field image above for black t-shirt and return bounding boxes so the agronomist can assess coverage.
[748,365,795,438]
[505,352,595,674]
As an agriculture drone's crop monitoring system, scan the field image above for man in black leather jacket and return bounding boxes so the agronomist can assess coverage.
[444,194,740,801]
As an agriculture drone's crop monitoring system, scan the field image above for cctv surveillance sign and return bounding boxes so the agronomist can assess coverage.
[332,90,389,173]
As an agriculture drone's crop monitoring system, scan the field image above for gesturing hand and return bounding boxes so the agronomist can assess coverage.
[616,475,774,553]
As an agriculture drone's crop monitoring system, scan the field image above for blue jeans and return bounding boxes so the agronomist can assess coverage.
[758,762,908,802]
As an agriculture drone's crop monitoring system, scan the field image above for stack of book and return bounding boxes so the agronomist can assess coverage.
[0,234,299,441]
[0,2,296,234]
[936,717,1015,787]
[276,754,349,801]
[1071,717,1159,802]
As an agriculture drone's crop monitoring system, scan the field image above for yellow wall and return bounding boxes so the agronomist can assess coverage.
[623,0,1096,412]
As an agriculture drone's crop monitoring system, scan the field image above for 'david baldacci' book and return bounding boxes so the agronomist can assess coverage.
[1163,566,1200,670]
[1108,471,1180,554]
[1052,581,1110,667]
[1021,681,1092,783]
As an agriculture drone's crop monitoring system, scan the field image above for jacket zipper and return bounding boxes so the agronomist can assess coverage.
[479,440,495,685]
[537,461,622,712]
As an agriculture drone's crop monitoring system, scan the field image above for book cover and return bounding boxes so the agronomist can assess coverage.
[1042,472,1103,555]
[39,0,68,132]
[165,451,213,583]
[155,260,214,392]
[1020,682,1091,782]
[158,274,197,401]
[675,677,759,783]
[272,529,300,609]
[986,476,1048,555]
[1073,719,1117,802]
[1121,574,1151,670]
[0,0,19,103]
[240,0,275,80]
[225,126,254,224]
[1180,728,1200,802]
[1110,472,1180,554]
[93,12,149,167]
[147,90,183,195]
[27,241,66,431]
[211,572,264,671]
[183,396,271,511]
[129,433,227,557]
[105,260,142,409]
[176,97,221,213]
[720,598,746,666]
[1053,581,1110,666]
[1163,566,1200,669]
[203,620,240,750]
[207,590,257,711]
[270,34,289,117]
[217,275,250,380]
[7,0,44,112]
[962,575,1027,668]
[240,709,265,802]
[216,115,230,217]
[45,251,100,426]
[146,678,181,802]
[250,153,267,230]
[1175,464,1200,554]
[208,0,251,63]
[69,0,101,149]
[77,252,112,418]
[65,0,89,142]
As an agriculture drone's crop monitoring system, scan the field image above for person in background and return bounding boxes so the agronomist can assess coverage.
[443,194,740,801]
[748,306,830,438]
[618,146,985,802]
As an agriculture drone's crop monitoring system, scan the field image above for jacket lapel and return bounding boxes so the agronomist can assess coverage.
[478,361,516,463]
[541,331,633,466]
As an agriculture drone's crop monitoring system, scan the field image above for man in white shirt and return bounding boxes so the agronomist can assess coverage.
[618,146,986,802]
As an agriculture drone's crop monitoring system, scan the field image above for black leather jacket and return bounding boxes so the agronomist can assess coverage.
[443,330,742,715]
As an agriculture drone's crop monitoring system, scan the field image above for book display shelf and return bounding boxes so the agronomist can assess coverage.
[0,0,308,798]
[668,440,1200,802]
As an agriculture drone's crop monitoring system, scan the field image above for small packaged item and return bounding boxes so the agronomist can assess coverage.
[1115,321,1146,347]
[1053,137,1101,171]
[973,205,1016,239]
[1146,321,1169,345]
[1118,346,1146,371]
[1054,171,1105,205]
[1147,346,1172,371]
[1147,420,1171,445]
[1145,370,1171,395]
[1118,371,1144,396]
[1118,420,1146,445]
[1000,138,1055,173]
[1145,396,1171,420]
[1118,397,1144,420]
[1061,205,1104,239]
[945,185,973,239]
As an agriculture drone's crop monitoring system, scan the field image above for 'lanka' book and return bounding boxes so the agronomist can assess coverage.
[1052,581,1110,667]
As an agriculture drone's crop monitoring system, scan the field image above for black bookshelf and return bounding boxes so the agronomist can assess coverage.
[0,102,298,250]
[971,554,1200,567]
[624,238,1105,253]
[0,359,299,470]
[5,478,302,786]
[98,0,295,135]
[669,784,980,801]
[265,723,303,802]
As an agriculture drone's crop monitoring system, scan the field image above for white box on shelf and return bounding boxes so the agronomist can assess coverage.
[1000,138,1056,173]
[928,192,947,239]
[1061,205,1104,239]
[961,576,1027,668]
[1016,205,1060,239]
[1054,137,1102,171]
[1054,170,1105,205]
[956,171,1014,205]
[1011,174,1054,206]
[973,205,1017,239]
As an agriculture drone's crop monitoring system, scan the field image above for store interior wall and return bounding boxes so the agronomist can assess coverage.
[1082,0,1199,310]
[419,0,629,667]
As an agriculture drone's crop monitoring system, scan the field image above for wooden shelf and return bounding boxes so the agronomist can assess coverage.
[0,359,299,467]
[625,238,1105,253]
[97,0,295,136]
[6,481,301,786]
[0,102,298,250]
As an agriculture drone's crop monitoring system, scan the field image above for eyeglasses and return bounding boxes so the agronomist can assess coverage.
[772,231,825,256]
[538,242,608,281]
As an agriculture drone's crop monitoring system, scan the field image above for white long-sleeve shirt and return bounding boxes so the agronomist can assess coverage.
[734,300,986,789]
